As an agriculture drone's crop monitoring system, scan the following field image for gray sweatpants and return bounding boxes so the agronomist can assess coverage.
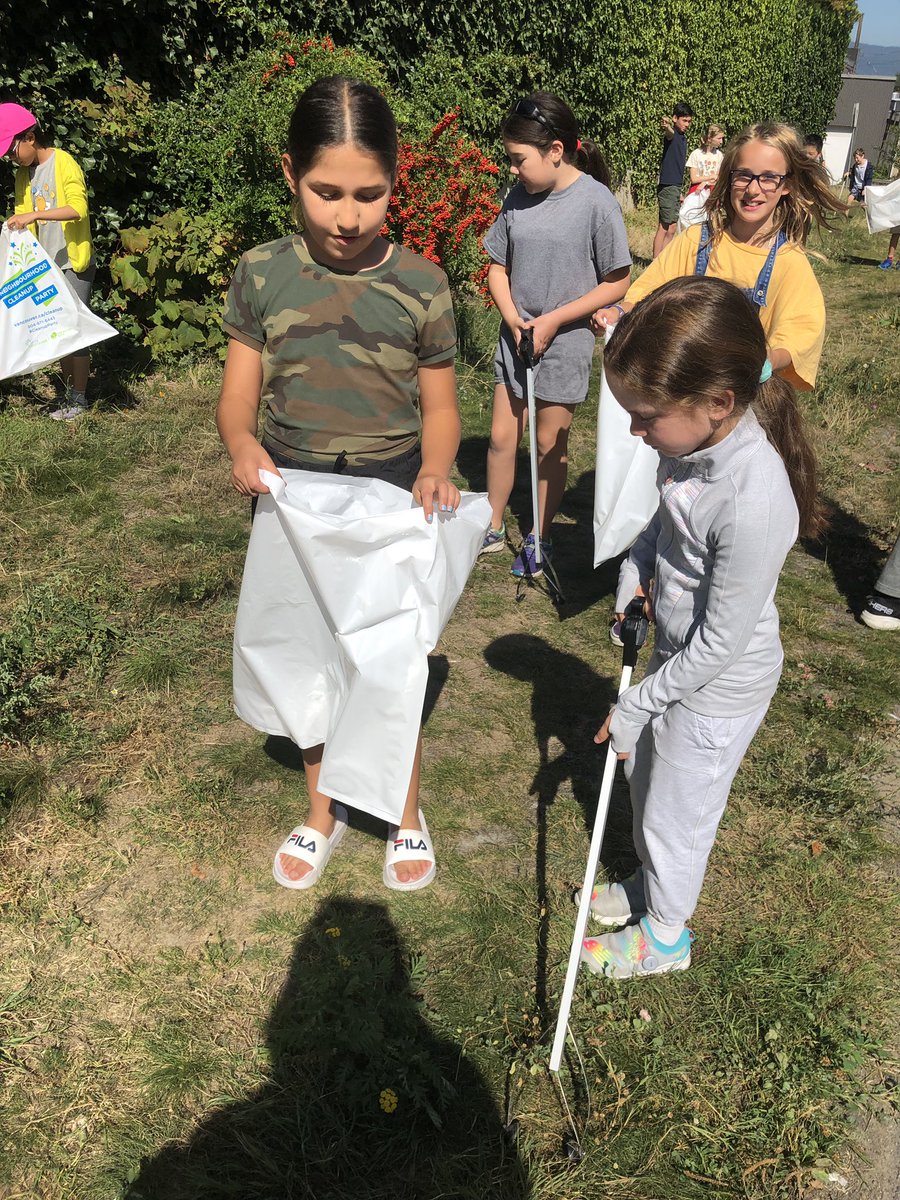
[876,536,900,598]
[625,699,770,928]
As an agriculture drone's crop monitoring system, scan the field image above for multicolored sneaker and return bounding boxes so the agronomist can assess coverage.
[878,258,895,270]
[580,917,692,979]
[861,591,900,631]
[480,524,507,554]
[511,532,553,578]
[575,868,647,927]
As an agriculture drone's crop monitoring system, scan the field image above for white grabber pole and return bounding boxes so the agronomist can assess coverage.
[549,597,649,1073]
[519,328,542,573]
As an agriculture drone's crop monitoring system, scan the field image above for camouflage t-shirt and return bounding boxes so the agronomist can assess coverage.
[223,235,457,464]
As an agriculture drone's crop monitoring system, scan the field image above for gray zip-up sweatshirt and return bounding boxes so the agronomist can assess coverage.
[609,407,799,755]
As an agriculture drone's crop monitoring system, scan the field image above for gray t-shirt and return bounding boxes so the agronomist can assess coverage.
[483,172,631,404]
[29,153,68,269]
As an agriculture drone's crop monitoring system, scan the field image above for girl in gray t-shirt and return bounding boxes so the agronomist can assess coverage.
[480,92,632,578]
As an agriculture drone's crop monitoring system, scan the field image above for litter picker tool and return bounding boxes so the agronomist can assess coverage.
[549,595,649,1073]
[517,328,563,601]
[520,327,542,574]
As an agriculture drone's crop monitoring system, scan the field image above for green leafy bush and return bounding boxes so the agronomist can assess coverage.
[108,211,239,354]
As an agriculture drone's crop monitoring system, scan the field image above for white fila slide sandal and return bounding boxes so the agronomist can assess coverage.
[383,809,436,892]
[272,804,349,890]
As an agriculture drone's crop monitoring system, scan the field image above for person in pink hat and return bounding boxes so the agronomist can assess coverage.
[2,103,96,419]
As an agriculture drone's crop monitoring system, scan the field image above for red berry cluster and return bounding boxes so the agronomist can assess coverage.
[261,36,335,83]
[383,111,500,297]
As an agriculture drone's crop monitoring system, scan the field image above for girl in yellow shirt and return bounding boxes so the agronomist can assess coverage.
[596,122,847,390]
[2,103,95,419]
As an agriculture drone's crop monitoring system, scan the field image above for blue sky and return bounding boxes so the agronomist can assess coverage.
[855,1,899,47]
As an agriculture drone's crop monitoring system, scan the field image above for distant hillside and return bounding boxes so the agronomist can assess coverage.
[848,42,900,76]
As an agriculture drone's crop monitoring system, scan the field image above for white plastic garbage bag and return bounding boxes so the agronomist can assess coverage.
[593,331,660,566]
[0,226,116,381]
[233,469,491,825]
[677,186,710,232]
[865,177,900,235]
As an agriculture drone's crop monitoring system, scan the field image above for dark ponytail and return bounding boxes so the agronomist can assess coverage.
[286,76,398,180]
[754,375,825,537]
[604,276,826,539]
[502,92,610,188]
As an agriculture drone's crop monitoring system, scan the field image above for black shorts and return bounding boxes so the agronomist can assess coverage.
[251,442,422,519]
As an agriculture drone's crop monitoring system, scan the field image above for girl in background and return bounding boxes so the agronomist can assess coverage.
[686,124,725,192]
[582,276,824,977]
[480,92,631,577]
[2,103,96,419]
[596,121,846,393]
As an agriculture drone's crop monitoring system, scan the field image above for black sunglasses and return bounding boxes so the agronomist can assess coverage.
[513,99,561,140]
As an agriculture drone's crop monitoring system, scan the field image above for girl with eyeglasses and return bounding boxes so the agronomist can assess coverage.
[596,122,847,393]
[479,92,632,577]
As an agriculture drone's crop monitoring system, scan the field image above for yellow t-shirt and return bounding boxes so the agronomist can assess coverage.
[625,225,825,390]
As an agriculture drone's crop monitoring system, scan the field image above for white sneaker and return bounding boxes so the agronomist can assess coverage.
[576,867,647,926]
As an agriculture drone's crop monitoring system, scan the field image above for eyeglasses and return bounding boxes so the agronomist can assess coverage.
[730,169,790,193]
[5,137,21,159]
[513,99,560,139]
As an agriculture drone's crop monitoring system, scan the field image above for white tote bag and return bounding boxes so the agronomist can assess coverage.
[0,226,116,380]
[677,185,711,232]
[865,178,900,235]
[593,330,660,566]
[233,470,491,825]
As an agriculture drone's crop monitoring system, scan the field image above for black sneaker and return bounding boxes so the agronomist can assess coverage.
[861,591,900,631]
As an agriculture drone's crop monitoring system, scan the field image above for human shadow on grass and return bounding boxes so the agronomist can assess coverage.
[125,899,529,1200]
[803,497,891,615]
[455,434,621,621]
[483,634,637,1031]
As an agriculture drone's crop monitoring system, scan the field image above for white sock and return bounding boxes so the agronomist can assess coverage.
[646,915,685,946]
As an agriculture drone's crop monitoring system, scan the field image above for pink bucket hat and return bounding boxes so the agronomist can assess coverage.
[0,104,37,157]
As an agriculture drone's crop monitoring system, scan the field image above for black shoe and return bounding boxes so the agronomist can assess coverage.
[861,591,900,631]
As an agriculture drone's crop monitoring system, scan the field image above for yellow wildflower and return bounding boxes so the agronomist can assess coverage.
[379,1088,398,1113]
[325,927,341,938]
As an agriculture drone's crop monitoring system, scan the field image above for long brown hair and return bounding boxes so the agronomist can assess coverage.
[704,121,847,247]
[502,92,610,189]
[604,276,825,537]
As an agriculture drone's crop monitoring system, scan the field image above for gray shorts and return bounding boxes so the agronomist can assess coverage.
[63,264,96,307]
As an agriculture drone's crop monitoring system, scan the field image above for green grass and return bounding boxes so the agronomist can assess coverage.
[0,210,898,1199]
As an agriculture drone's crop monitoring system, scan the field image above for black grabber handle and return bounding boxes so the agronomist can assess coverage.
[621,595,649,669]
[518,327,534,367]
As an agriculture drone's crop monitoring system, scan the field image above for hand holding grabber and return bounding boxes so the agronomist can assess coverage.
[549,596,649,1073]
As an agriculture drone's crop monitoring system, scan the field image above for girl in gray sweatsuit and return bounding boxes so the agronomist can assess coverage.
[581,275,824,979]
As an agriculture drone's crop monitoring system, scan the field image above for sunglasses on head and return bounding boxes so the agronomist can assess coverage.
[513,99,561,139]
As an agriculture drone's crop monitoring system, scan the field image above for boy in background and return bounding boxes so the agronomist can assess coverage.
[654,101,693,259]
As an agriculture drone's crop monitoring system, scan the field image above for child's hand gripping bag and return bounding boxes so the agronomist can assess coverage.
[0,227,116,381]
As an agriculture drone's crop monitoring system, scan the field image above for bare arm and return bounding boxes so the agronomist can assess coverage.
[527,265,631,354]
[487,261,525,345]
[216,338,279,495]
[6,205,80,231]
[413,361,461,520]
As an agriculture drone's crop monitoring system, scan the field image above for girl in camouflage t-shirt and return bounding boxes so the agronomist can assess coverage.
[218,77,460,894]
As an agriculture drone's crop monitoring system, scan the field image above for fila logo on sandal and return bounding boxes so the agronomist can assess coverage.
[288,832,316,851]
[393,837,427,852]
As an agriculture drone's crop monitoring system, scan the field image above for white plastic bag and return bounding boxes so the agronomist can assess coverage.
[593,330,660,566]
[677,186,710,232]
[233,470,491,825]
[0,226,116,380]
[865,178,900,235]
